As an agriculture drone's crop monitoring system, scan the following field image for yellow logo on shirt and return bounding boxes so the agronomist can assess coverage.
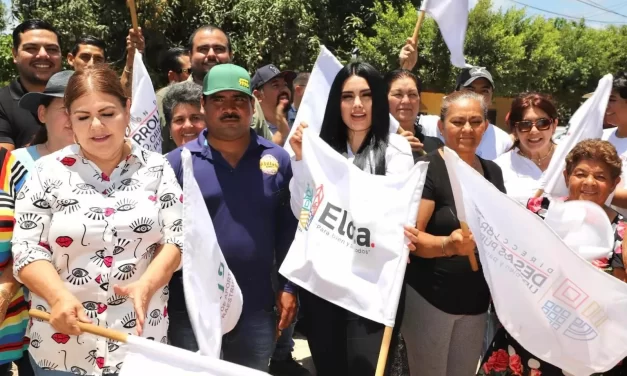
[260,155,279,175]
[239,78,250,89]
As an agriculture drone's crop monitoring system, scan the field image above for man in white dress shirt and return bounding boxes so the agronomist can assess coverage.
[419,66,513,160]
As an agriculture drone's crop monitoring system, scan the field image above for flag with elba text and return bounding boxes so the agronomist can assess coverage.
[279,129,428,326]
[443,147,627,375]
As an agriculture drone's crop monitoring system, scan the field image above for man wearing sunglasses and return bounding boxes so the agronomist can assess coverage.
[419,66,514,160]
[157,47,192,153]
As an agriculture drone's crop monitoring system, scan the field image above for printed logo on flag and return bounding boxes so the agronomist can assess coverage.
[542,300,571,330]
[299,184,324,231]
[553,279,589,309]
[564,318,598,341]
[316,200,375,254]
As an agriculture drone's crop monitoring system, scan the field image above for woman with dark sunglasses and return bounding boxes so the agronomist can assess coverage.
[495,93,559,203]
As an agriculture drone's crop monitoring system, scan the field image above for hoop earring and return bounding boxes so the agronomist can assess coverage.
[125,125,131,138]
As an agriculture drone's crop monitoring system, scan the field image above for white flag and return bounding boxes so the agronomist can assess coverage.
[182,148,243,357]
[120,336,266,376]
[283,47,399,157]
[542,74,613,197]
[423,0,470,68]
[443,147,627,375]
[129,50,162,153]
[279,129,428,326]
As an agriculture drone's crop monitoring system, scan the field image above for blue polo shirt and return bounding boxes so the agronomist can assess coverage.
[166,129,298,315]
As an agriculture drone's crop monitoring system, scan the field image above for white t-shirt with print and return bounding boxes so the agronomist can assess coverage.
[419,115,513,160]
[602,127,627,217]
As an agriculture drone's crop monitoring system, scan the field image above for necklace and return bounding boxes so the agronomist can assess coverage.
[518,143,555,166]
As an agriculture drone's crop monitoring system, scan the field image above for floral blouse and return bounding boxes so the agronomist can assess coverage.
[479,197,626,376]
[11,143,183,376]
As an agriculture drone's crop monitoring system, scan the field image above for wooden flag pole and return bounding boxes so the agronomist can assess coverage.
[411,9,427,45]
[127,0,139,32]
[375,326,394,376]
[460,221,479,272]
[29,309,129,344]
[534,189,544,198]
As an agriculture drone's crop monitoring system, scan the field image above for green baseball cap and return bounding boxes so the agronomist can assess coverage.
[202,64,253,98]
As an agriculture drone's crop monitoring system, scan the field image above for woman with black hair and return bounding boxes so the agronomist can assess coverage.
[385,69,444,160]
[289,62,413,375]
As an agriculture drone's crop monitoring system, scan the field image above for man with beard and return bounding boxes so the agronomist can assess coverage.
[0,20,62,150]
[252,65,295,147]
[180,25,276,146]
[166,64,298,371]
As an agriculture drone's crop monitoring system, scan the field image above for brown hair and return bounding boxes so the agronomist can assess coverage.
[565,139,622,180]
[508,92,558,131]
[64,65,127,110]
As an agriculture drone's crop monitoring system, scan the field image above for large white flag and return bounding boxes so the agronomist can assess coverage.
[283,47,399,157]
[182,148,243,357]
[129,50,162,153]
[423,0,470,68]
[120,336,266,376]
[542,74,613,197]
[279,130,428,326]
[443,147,627,375]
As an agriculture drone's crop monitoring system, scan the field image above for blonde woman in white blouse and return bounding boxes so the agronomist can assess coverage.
[495,93,559,204]
[12,65,183,376]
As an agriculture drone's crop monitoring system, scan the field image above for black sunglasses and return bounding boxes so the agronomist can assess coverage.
[514,118,553,133]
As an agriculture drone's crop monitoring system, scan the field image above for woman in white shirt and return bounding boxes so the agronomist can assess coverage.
[495,93,559,204]
[289,61,413,376]
[12,65,183,376]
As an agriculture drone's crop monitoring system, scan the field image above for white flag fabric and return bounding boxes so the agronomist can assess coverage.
[120,336,266,376]
[129,50,162,153]
[283,47,399,157]
[443,147,627,375]
[279,129,428,326]
[544,200,614,262]
[422,0,470,68]
[182,148,243,357]
[542,74,613,197]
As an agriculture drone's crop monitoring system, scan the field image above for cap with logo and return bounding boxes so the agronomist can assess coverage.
[19,70,75,114]
[455,66,495,91]
[251,64,297,90]
[202,64,253,98]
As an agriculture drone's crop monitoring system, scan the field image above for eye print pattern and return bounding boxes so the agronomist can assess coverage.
[16,185,28,200]
[31,193,51,209]
[130,217,154,234]
[55,198,81,214]
[21,150,182,370]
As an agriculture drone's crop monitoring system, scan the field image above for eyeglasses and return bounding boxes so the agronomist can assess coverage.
[514,118,553,133]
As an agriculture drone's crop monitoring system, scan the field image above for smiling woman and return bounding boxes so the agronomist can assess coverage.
[12,65,184,375]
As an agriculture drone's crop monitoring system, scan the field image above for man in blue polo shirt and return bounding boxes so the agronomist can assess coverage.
[166,64,298,372]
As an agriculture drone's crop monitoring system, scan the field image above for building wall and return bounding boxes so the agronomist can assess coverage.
[420,92,513,132]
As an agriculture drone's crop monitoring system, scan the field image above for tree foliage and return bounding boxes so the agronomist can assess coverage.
[355,0,627,119]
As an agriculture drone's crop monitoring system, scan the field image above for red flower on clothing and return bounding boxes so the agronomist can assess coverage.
[527,197,544,214]
[55,236,73,248]
[484,349,509,372]
[60,157,76,167]
[509,354,523,375]
[51,333,70,344]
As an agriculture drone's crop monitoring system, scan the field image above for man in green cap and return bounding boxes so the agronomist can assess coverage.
[166,63,298,372]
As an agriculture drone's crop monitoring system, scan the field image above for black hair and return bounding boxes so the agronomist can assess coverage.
[160,47,188,74]
[71,36,107,59]
[30,96,56,145]
[384,69,422,95]
[613,72,627,99]
[12,19,60,50]
[187,25,232,53]
[319,62,390,175]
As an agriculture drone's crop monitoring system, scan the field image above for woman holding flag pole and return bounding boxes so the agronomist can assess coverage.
[479,139,627,376]
[403,90,506,376]
[289,61,413,375]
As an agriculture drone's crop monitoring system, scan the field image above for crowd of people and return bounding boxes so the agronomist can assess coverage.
[0,14,622,376]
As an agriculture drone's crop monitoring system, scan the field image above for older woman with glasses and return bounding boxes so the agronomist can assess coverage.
[495,93,559,204]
